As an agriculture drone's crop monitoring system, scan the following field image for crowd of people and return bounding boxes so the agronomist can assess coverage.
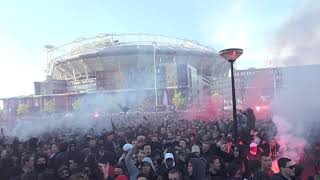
[0,110,319,180]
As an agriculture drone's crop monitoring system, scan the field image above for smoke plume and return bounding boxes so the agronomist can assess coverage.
[183,94,222,121]
[270,1,320,66]
[271,66,320,162]
[8,91,148,140]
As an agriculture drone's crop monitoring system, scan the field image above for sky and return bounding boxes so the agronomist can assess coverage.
[0,0,306,98]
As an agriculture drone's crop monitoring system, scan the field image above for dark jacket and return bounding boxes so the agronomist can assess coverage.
[49,151,68,169]
[187,158,206,180]
[307,175,320,180]
[271,173,291,180]
[206,171,226,180]
[125,147,157,180]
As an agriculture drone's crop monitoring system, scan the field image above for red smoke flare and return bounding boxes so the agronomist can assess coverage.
[183,94,223,121]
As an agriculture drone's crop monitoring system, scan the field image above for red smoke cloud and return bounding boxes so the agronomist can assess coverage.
[242,70,273,108]
[183,94,223,121]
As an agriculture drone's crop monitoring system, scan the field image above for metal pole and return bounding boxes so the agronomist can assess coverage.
[230,61,238,144]
[153,43,158,107]
[273,68,277,98]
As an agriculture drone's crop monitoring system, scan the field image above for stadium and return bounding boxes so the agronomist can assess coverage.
[2,34,229,116]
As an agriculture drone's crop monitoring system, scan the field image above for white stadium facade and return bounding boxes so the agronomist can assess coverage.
[2,34,229,117]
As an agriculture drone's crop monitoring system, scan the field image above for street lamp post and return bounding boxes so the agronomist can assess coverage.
[219,48,243,144]
[152,42,158,107]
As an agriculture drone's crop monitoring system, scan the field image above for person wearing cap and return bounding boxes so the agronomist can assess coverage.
[118,144,133,166]
[246,142,261,161]
[191,145,201,157]
[158,153,176,180]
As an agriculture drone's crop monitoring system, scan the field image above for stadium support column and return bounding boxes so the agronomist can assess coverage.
[153,42,158,107]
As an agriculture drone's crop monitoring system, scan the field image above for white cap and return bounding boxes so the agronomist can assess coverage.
[164,153,174,160]
[123,144,133,151]
[250,142,257,148]
[191,145,200,153]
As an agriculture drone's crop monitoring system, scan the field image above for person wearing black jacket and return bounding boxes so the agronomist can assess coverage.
[68,140,83,164]
[271,158,295,180]
[49,141,69,170]
[186,158,206,180]
[206,155,226,180]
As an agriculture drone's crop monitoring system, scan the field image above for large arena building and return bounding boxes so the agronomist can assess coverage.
[2,34,229,117]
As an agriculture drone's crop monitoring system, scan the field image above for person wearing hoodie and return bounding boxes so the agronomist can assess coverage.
[141,157,157,180]
[157,153,176,180]
[186,158,206,180]
[125,144,157,180]
[206,155,226,180]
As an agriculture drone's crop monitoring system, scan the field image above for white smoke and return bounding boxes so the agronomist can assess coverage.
[271,65,320,161]
[272,115,306,163]
[270,0,320,66]
[7,88,151,140]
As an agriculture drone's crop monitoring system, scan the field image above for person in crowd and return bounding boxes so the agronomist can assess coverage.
[272,158,295,180]
[140,157,157,180]
[167,168,182,180]
[260,139,271,155]
[261,154,275,178]
[114,164,128,179]
[0,110,318,179]
[186,158,206,180]
[294,164,304,180]
[226,162,243,180]
[69,172,89,180]
[247,160,269,180]
[190,145,200,157]
[207,155,225,180]
[143,144,152,157]
[230,146,243,165]
[201,141,211,161]
[137,173,149,180]
[247,143,261,161]
[158,153,176,180]
[16,154,37,180]
[125,143,156,180]
[308,159,320,180]
[178,139,189,154]
[55,164,70,180]
[0,148,13,179]
[68,140,83,164]
[34,153,54,179]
